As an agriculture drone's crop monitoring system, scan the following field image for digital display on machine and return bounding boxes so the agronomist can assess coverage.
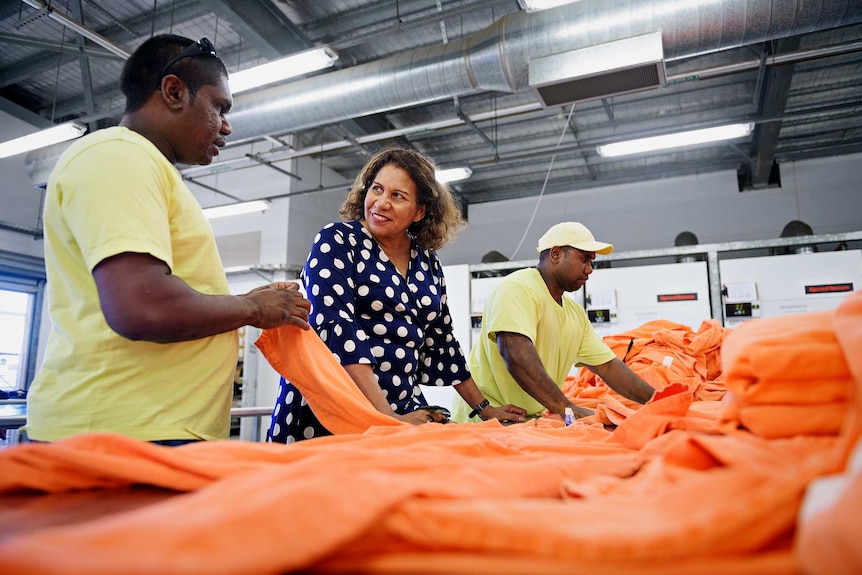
[588,309,610,323]
[804,283,853,294]
[725,302,753,318]
[657,293,698,302]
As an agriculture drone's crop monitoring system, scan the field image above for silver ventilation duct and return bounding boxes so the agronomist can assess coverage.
[25,0,862,186]
[226,0,862,142]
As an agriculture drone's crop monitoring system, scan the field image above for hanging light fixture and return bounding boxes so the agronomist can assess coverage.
[436,167,472,183]
[517,0,583,12]
[203,200,270,219]
[596,123,754,158]
[229,47,338,94]
[0,122,86,159]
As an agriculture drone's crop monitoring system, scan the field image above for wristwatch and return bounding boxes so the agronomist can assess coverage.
[468,398,490,420]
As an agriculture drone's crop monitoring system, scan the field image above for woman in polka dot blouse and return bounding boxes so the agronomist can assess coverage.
[269,146,526,443]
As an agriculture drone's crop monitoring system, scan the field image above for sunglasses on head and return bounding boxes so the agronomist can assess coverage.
[160,37,217,78]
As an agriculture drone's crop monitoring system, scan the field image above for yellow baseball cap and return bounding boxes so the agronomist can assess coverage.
[536,222,614,255]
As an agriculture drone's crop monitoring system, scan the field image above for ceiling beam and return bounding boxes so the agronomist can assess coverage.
[69,0,97,131]
[748,36,801,187]
[0,31,122,59]
[201,0,311,59]
[0,0,204,89]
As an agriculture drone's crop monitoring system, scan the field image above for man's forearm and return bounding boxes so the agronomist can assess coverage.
[589,358,655,404]
[498,333,571,416]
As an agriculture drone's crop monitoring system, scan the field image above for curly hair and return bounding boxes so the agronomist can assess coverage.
[339,146,465,252]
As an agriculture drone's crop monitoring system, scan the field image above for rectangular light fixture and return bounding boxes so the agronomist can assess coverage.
[596,123,755,158]
[436,167,472,184]
[0,122,86,159]
[517,0,582,12]
[203,199,270,219]
[229,46,338,94]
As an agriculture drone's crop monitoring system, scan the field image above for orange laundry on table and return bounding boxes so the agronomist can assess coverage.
[795,290,862,575]
[719,308,855,439]
[0,298,860,575]
[561,319,729,426]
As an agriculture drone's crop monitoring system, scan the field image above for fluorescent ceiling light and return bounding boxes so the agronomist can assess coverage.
[517,0,582,12]
[203,200,270,219]
[0,122,86,159]
[229,46,338,94]
[436,167,472,183]
[596,123,755,158]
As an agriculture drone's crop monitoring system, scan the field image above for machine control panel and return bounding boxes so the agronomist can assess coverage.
[587,309,613,323]
[722,281,762,327]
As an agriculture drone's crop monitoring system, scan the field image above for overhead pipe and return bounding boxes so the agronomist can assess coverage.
[24,0,862,187]
[227,0,862,141]
[181,39,862,179]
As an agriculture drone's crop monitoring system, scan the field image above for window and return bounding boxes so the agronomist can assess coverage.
[0,250,47,392]
[0,289,30,392]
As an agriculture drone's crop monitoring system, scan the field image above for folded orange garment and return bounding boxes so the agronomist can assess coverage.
[721,310,853,403]
[796,291,862,575]
[255,325,406,434]
[832,290,862,455]
[833,291,862,388]
[719,393,847,439]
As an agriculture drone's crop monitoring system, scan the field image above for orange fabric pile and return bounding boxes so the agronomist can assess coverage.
[0,294,859,575]
[794,291,862,575]
[718,310,854,439]
[561,319,728,426]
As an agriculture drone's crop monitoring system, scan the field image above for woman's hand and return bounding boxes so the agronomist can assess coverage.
[395,409,447,425]
[481,404,527,423]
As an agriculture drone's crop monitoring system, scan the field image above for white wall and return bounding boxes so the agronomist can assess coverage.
[206,154,349,269]
[0,230,42,258]
[0,108,49,260]
[438,153,862,265]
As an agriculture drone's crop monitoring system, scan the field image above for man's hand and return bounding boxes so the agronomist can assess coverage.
[567,403,594,419]
[242,282,311,330]
[482,404,527,423]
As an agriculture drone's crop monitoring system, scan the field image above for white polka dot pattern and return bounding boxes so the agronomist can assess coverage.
[300,220,470,414]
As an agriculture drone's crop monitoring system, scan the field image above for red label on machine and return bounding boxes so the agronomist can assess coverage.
[657,293,698,302]
[805,283,853,294]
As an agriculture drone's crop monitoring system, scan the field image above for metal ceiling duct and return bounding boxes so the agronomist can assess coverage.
[226,0,862,142]
[529,31,667,107]
[24,0,862,186]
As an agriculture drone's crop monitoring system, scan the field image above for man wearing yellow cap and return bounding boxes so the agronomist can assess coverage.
[453,222,655,422]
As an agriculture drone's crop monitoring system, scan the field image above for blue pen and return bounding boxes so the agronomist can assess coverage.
[564,407,575,426]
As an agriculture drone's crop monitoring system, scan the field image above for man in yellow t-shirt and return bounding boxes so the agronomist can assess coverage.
[27,35,311,443]
[454,222,655,422]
